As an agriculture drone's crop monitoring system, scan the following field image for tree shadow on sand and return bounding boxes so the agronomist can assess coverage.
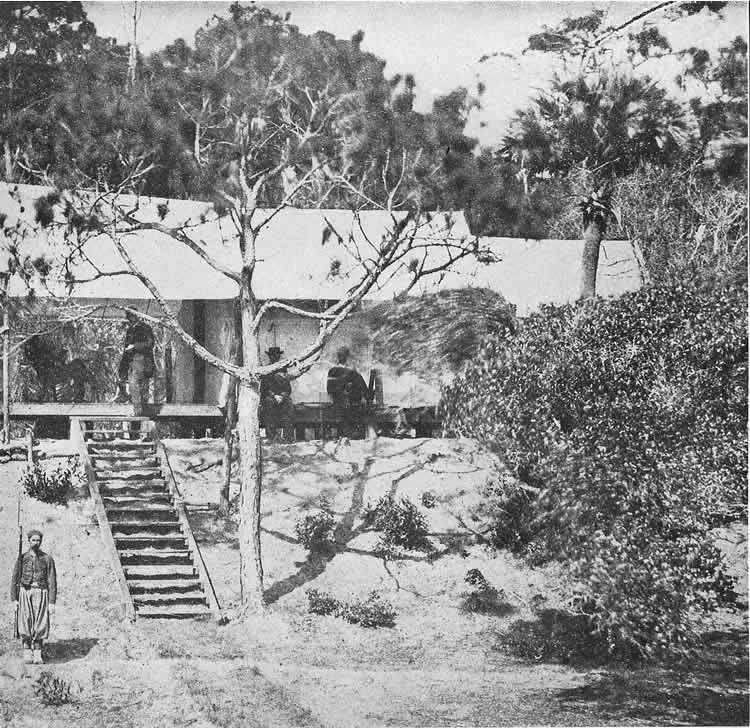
[44,637,98,663]
[263,446,378,604]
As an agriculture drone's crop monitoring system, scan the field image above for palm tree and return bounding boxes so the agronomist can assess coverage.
[504,71,690,298]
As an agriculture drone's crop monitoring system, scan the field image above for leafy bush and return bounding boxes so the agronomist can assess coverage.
[294,511,336,553]
[34,671,74,705]
[362,495,432,553]
[420,491,437,509]
[305,589,396,627]
[444,280,746,655]
[338,591,397,628]
[306,588,341,616]
[20,461,73,504]
[460,568,510,615]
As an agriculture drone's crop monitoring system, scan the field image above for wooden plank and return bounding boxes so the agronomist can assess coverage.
[10,403,223,418]
[154,434,225,624]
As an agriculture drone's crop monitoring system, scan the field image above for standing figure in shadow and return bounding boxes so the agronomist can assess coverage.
[327,347,369,439]
[260,346,294,442]
[113,311,155,438]
[10,530,57,665]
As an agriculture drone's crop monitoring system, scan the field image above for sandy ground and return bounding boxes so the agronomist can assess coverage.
[0,437,747,728]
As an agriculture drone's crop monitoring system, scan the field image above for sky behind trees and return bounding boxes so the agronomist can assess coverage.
[83,1,748,145]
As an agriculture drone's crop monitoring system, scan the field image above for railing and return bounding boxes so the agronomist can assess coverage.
[153,431,225,624]
[72,418,136,623]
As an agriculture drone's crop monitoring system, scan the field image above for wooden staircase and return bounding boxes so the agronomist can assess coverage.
[74,418,222,621]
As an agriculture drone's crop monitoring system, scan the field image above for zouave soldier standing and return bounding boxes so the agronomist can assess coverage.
[10,530,57,665]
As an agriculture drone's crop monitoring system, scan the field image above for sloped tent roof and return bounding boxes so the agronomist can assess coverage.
[0,183,473,302]
[434,237,645,315]
[1,183,644,312]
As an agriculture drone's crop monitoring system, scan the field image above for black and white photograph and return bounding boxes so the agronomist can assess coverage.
[0,1,747,725]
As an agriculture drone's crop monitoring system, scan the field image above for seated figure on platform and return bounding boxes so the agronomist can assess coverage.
[327,347,369,439]
[59,349,89,403]
[260,346,294,442]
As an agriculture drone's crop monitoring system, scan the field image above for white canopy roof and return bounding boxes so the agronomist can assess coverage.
[1,183,644,314]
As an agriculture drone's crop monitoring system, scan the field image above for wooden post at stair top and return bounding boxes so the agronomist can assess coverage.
[3,308,10,444]
[25,427,34,464]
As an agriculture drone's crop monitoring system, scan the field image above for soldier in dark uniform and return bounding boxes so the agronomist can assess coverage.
[114,312,155,438]
[10,530,57,665]
[327,347,369,439]
[114,311,155,413]
[260,346,294,442]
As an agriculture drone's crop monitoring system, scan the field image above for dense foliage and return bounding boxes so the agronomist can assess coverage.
[443,280,747,654]
[306,588,397,628]
[294,510,336,553]
[21,461,73,504]
[355,288,516,381]
[34,671,74,706]
[362,494,432,554]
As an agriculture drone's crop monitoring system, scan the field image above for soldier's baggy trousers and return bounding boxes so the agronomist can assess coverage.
[128,354,151,437]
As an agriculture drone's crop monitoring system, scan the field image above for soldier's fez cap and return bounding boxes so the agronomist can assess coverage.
[27,530,43,540]
[266,346,283,357]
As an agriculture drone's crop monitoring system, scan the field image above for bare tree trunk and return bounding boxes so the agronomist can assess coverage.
[219,302,241,516]
[580,218,603,300]
[219,386,236,517]
[236,379,264,613]
[237,248,265,613]
[4,139,14,182]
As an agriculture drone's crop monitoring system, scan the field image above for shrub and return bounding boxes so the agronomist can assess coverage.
[460,568,509,615]
[294,510,336,553]
[363,494,432,553]
[34,671,74,705]
[305,589,396,627]
[420,491,437,509]
[444,280,746,655]
[20,461,73,504]
[306,588,341,616]
[339,591,397,628]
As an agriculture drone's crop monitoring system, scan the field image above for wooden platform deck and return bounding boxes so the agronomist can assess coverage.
[10,403,223,419]
[8,402,440,439]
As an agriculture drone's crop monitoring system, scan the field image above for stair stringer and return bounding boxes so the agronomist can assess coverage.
[153,435,225,624]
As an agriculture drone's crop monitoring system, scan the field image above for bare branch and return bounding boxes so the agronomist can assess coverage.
[251,300,335,334]
[116,207,241,283]
[105,229,248,381]
[588,1,676,56]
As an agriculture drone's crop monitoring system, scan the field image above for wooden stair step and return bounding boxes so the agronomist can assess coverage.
[93,456,159,467]
[124,565,197,579]
[88,440,155,451]
[133,594,208,607]
[119,550,193,566]
[91,450,157,460]
[115,536,188,550]
[85,431,150,439]
[110,521,183,535]
[103,494,172,506]
[96,469,163,480]
[106,507,178,521]
[98,478,167,488]
[99,484,169,496]
[134,604,211,620]
[128,579,202,594]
